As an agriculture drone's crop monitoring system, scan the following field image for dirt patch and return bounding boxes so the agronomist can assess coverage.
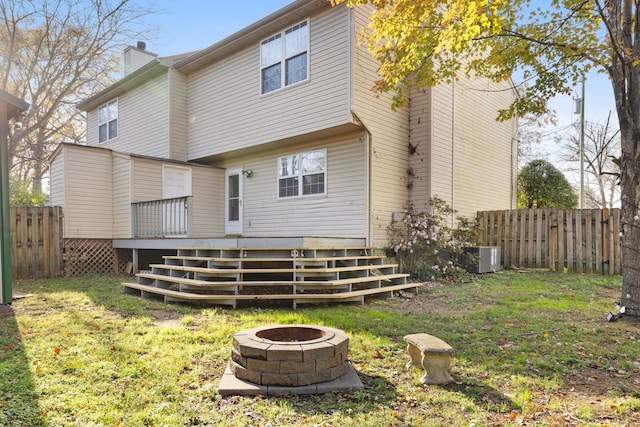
[390,281,495,316]
[146,309,182,327]
[563,368,640,398]
[0,305,14,318]
[560,368,640,424]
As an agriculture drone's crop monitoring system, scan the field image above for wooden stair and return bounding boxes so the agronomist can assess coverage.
[122,246,420,309]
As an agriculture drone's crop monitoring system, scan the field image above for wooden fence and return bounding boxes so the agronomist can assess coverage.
[11,206,64,279]
[476,209,621,275]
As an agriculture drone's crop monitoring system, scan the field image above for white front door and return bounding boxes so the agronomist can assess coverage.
[225,169,243,235]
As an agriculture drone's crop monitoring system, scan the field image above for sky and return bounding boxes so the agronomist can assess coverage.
[140,1,618,177]
[141,1,292,58]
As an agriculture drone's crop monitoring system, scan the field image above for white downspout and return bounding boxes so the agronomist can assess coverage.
[450,80,456,229]
[366,131,373,246]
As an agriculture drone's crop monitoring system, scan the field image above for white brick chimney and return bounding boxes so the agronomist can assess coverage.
[123,41,158,76]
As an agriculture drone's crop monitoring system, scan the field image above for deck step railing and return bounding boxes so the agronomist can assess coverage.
[132,196,191,238]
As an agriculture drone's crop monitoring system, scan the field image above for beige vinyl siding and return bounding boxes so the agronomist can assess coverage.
[409,88,432,211]
[429,83,455,208]
[87,72,171,158]
[352,6,409,247]
[222,134,366,238]
[63,146,113,238]
[424,77,517,221]
[187,6,352,160]
[49,151,65,208]
[190,167,225,237]
[131,159,163,203]
[168,70,189,161]
[112,152,133,238]
[86,111,98,146]
[451,76,517,217]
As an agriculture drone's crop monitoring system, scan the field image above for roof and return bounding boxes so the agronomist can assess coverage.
[49,142,223,169]
[76,0,333,111]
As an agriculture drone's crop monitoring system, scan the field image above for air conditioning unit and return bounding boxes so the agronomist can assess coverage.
[463,246,501,274]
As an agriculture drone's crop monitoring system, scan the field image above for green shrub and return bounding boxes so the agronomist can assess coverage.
[10,179,48,207]
[387,197,479,280]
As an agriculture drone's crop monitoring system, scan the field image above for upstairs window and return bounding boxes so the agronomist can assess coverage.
[278,149,326,198]
[261,21,308,94]
[98,99,118,143]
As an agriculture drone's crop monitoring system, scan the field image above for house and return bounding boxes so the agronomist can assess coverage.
[49,0,518,276]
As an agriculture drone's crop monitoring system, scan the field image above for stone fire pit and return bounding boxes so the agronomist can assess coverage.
[218,325,363,396]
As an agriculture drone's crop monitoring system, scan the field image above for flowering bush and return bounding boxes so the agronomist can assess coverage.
[387,197,479,281]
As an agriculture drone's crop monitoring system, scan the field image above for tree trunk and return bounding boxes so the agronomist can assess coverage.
[619,128,640,316]
[32,131,45,193]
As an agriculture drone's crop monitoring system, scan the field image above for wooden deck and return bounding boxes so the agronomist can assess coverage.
[122,246,421,308]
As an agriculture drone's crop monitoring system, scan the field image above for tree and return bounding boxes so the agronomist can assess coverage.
[517,159,578,209]
[9,179,47,207]
[560,113,621,208]
[0,0,158,191]
[334,0,640,317]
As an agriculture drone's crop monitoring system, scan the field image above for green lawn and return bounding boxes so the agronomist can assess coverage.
[1,271,639,426]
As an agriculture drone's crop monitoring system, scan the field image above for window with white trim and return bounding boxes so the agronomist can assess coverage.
[278,149,326,198]
[98,99,118,143]
[261,21,308,94]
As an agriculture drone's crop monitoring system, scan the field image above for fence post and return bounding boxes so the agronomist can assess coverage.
[549,210,557,271]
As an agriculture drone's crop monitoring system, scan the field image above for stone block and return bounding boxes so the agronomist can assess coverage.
[229,360,261,384]
[298,367,331,385]
[315,352,344,371]
[326,331,349,356]
[302,341,336,361]
[261,372,299,387]
[328,361,351,381]
[266,343,303,362]
[233,334,270,360]
[279,359,316,374]
[246,357,281,373]
[230,348,247,368]
[218,364,267,397]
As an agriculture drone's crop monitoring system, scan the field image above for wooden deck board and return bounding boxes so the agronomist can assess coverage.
[136,272,407,290]
[148,263,398,274]
[122,281,422,302]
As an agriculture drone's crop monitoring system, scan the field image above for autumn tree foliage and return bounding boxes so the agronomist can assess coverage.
[334,0,640,316]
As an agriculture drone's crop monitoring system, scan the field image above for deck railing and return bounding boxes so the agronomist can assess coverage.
[132,196,191,238]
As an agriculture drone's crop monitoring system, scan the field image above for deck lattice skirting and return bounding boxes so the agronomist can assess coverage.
[122,247,421,308]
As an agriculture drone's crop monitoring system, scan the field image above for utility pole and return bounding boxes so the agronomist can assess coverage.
[574,79,586,208]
